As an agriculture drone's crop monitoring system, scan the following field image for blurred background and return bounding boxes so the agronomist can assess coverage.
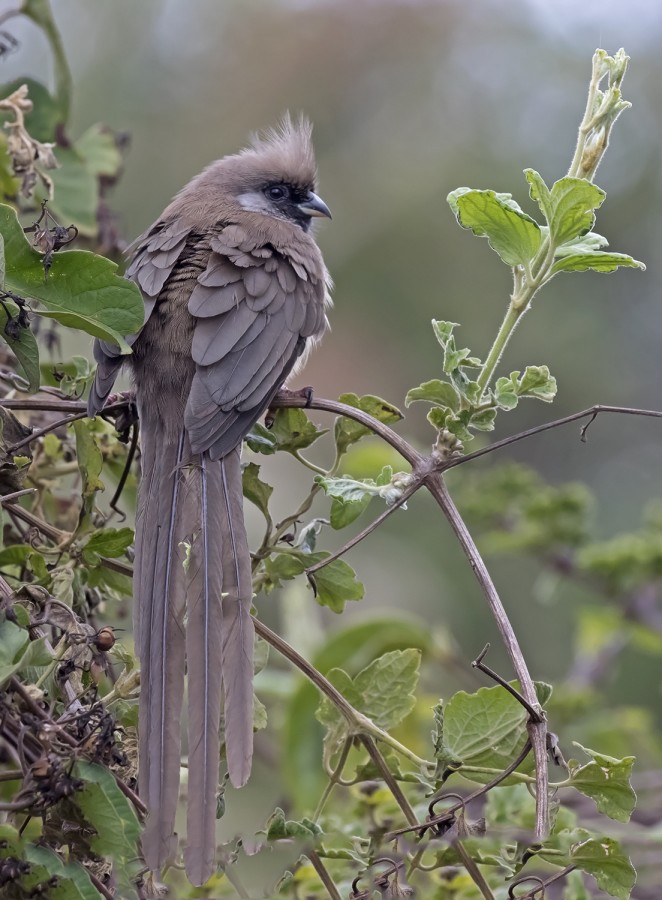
[2,0,661,889]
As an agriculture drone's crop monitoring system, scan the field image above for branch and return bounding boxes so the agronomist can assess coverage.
[445,404,662,470]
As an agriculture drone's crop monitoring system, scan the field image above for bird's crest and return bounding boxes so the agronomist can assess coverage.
[239,113,317,189]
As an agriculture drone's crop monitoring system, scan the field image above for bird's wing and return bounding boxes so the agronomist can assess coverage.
[87,218,193,415]
[185,223,327,460]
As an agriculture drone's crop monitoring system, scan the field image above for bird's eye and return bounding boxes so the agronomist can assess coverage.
[266,184,288,201]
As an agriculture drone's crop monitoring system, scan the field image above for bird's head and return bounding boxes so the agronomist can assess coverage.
[204,115,331,232]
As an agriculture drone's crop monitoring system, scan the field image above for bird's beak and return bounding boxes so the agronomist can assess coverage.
[297,191,332,220]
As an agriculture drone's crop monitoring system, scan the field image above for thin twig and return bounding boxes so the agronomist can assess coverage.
[359,734,418,827]
[308,849,343,900]
[473,644,544,723]
[7,410,88,454]
[0,488,37,504]
[444,404,662,471]
[387,740,532,840]
[305,483,418,577]
[509,866,577,899]
[455,840,496,900]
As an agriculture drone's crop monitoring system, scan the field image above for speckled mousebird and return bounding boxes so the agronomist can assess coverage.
[88,117,332,884]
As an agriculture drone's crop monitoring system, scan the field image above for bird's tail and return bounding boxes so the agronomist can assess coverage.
[134,423,254,885]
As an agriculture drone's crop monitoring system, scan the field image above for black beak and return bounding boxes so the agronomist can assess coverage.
[297,191,332,220]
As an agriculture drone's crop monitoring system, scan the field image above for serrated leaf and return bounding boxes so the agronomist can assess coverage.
[334,393,403,456]
[242,461,273,520]
[571,837,635,900]
[440,681,552,782]
[547,177,605,245]
[517,365,557,402]
[266,807,322,841]
[0,203,144,350]
[569,744,636,823]
[74,760,141,863]
[551,251,645,275]
[405,379,460,410]
[353,648,421,730]
[447,187,541,267]
[312,558,364,613]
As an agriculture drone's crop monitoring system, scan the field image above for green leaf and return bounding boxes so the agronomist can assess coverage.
[317,466,394,506]
[81,526,133,564]
[0,294,40,392]
[283,615,433,807]
[266,407,327,452]
[266,807,322,841]
[571,837,636,900]
[447,187,542,267]
[551,251,645,275]
[317,649,420,733]
[524,168,553,221]
[74,760,141,864]
[0,204,144,350]
[0,543,32,567]
[245,422,277,454]
[569,743,636,823]
[23,844,100,900]
[405,379,460,410]
[72,419,104,536]
[0,619,52,688]
[441,681,552,782]
[555,231,610,256]
[48,147,99,237]
[334,393,403,456]
[75,123,123,178]
[547,177,606,245]
[312,558,364,613]
[329,493,371,529]
[242,461,273,520]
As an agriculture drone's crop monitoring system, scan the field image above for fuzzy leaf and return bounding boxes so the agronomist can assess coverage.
[267,407,327,452]
[405,379,460,410]
[447,187,541,267]
[552,251,645,275]
[547,177,606,245]
[334,393,403,456]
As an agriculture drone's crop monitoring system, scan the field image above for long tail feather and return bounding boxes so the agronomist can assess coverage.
[184,452,224,884]
[183,447,254,884]
[135,426,188,871]
[218,448,254,788]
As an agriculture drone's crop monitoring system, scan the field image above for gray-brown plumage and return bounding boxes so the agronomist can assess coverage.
[88,117,331,885]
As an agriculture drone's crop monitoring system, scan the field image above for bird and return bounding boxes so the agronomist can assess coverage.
[87,116,332,885]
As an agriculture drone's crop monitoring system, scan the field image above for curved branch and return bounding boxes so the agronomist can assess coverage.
[423,474,549,838]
